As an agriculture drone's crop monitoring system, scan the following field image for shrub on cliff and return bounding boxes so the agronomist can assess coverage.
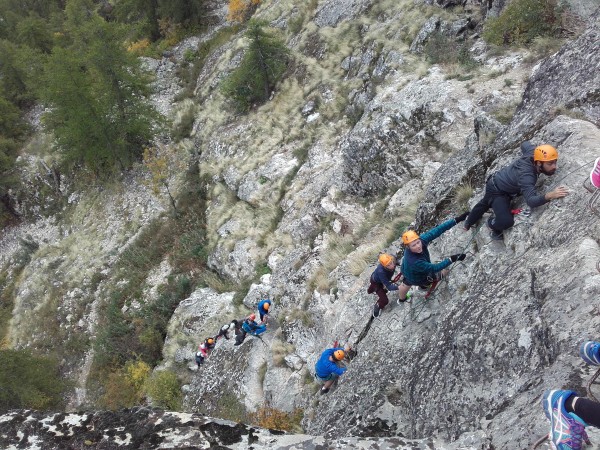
[0,349,67,412]
[483,0,563,45]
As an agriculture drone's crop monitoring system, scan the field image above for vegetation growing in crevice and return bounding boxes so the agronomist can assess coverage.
[0,349,68,412]
[252,403,304,432]
[483,0,564,46]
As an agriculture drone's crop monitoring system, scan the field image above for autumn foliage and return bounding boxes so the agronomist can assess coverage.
[228,0,261,23]
[251,404,304,432]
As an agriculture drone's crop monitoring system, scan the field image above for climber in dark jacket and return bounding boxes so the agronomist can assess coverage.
[464,142,568,240]
[368,253,399,318]
[396,214,469,303]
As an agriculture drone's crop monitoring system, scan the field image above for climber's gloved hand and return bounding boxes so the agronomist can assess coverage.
[449,253,467,262]
[454,211,469,223]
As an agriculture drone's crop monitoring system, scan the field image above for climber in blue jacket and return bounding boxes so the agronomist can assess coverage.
[315,346,349,395]
[257,298,272,323]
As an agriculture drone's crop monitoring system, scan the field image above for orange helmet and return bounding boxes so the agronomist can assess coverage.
[378,253,395,267]
[206,338,214,345]
[248,313,256,321]
[263,303,270,311]
[333,350,345,361]
[534,145,558,162]
[402,230,420,245]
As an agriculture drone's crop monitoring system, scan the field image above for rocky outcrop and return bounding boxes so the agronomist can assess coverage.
[493,9,600,155]
[0,408,490,449]
[304,115,600,448]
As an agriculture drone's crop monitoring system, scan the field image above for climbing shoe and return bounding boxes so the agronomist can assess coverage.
[542,389,589,450]
[591,157,600,189]
[397,292,412,305]
[320,387,330,395]
[580,341,600,366]
[372,304,381,318]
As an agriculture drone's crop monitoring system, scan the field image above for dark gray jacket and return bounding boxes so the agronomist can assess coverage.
[492,142,549,208]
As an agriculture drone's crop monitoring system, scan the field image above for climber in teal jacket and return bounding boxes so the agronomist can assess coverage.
[396,214,469,302]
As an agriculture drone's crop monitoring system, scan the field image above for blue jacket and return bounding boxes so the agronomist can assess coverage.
[242,319,266,335]
[315,348,347,378]
[258,299,271,315]
[491,141,549,208]
[370,264,399,291]
[401,219,455,286]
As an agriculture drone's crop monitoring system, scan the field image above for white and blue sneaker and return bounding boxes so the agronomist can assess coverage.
[580,341,600,366]
[397,291,412,305]
[542,389,589,450]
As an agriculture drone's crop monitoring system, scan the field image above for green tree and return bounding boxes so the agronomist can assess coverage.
[0,39,40,107]
[113,0,161,42]
[0,89,28,225]
[0,349,67,411]
[221,20,290,112]
[37,0,160,175]
[0,0,63,43]
[157,0,206,26]
[483,0,562,46]
[145,370,182,410]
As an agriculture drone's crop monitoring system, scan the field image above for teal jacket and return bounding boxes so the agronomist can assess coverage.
[401,219,456,286]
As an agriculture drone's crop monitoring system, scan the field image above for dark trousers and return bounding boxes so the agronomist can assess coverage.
[466,179,515,232]
[367,280,389,309]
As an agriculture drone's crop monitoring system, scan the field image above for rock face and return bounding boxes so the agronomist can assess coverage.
[0,408,492,449]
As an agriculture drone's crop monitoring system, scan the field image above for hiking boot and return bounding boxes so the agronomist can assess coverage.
[463,222,471,232]
[542,389,589,450]
[372,304,381,318]
[580,341,600,366]
[320,387,330,395]
[591,157,600,189]
[489,229,504,241]
[486,218,504,240]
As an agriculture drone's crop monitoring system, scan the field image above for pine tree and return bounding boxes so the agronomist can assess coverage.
[221,20,290,112]
[37,0,160,176]
[112,0,161,42]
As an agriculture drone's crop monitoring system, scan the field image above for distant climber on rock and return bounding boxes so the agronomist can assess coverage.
[368,253,399,318]
[216,320,239,340]
[234,320,247,346]
[396,213,469,303]
[540,341,600,449]
[241,313,267,337]
[314,345,350,395]
[463,142,569,240]
[196,337,216,366]
[257,299,272,323]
